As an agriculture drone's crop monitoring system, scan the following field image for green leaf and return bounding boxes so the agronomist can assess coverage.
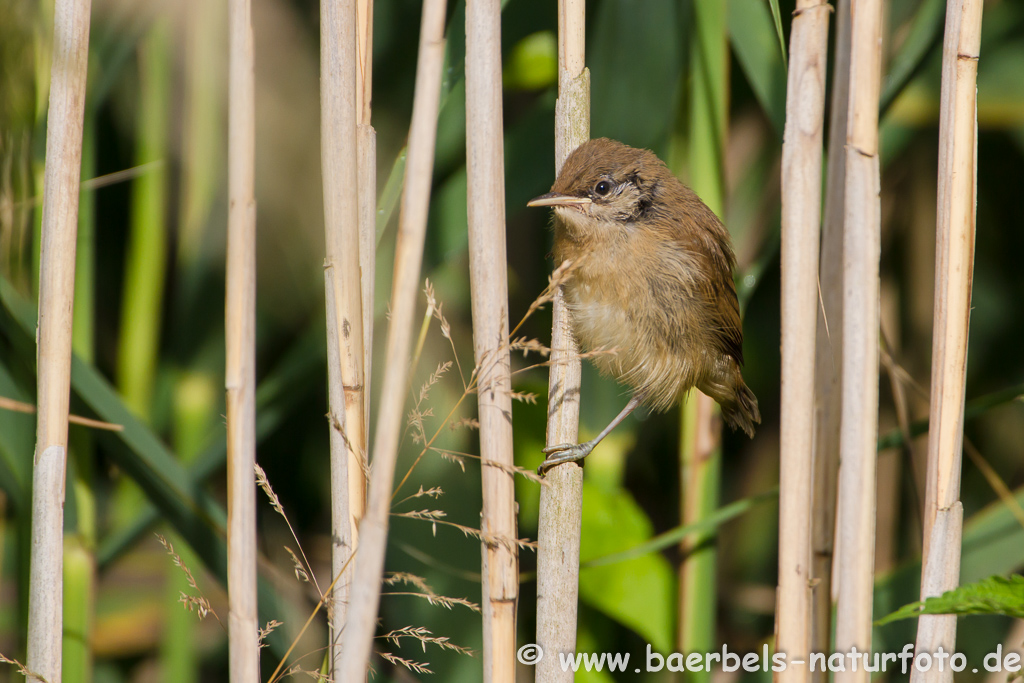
[575,626,619,683]
[582,488,777,568]
[687,0,729,212]
[876,575,1024,626]
[873,488,1024,651]
[0,277,294,656]
[729,0,787,135]
[0,359,34,512]
[97,320,325,568]
[590,0,683,151]
[579,480,675,653]
[879,0,944,116]
[766,0,787,68]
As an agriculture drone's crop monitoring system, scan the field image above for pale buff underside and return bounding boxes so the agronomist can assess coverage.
[557,208,737,414]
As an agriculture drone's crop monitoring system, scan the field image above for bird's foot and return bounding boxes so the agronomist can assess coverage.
[538,441,595,475]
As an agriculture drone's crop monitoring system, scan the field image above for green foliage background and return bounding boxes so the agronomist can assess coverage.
[1,0,1024,680]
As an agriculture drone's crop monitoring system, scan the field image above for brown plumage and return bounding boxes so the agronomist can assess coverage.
[529,138,760,472]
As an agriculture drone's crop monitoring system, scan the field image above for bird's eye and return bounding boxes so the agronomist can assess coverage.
[593,180,612,197]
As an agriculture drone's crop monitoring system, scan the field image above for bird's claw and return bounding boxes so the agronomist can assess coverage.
[538,442,595,475]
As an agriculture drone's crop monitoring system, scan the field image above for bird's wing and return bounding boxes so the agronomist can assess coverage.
[676,209,746,366]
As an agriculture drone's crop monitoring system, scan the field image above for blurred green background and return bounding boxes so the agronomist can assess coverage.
[1,0,1023,680]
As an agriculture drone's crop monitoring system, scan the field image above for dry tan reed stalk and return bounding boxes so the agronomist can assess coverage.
[26,0,92,679]
[910,503,963,683]
[912,0,984,677]
[535,2,587,681]
[921,0,983,572]
[320,0,366,668]
[775,1,830,680]
[358,127,375,420]
[337,0,447,678]
[226,0,259,678]
[356,0,375,434]
[811,0,850,670]
[833,0,883,680]
[465,0,518,680]
[355,0,372,126]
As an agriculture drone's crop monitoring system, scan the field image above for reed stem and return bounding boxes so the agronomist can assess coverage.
[320,0,366,668]
[776,2,830,680]
[912,0,984,677]
[811,0,850,669]
[226,0,259,677]
[337,0,448,677]
[465,0,518,679]
[64,107,98,683]
[355,0,375,520]
[27,0,91,678]
[833,1,883,680]
[535,1,588,680]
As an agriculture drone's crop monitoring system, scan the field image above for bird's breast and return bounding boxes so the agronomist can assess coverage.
[565,279,636,355]
[560,244,713,411]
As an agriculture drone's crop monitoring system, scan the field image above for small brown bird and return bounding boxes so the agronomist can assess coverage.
[529,138,760,474]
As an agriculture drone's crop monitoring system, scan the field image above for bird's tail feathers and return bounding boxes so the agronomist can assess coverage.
[721,380,760,438]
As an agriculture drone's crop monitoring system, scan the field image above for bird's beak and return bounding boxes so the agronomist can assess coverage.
[527,192,592,209]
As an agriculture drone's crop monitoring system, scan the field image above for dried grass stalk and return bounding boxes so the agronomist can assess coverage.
[921,0,983,569]
[535,1,588,680]
[775,2,830,681]
[337,0,448,678]
[356,0,372,126]
[27,448,68,682]
[913,0,984,677]
[911,503,964,683]
[833,0,884,680]
[465,0,518,680]
[320,0,366,667]
[811,0,850,670]
[27,0,92,678]
[226,0,259,678]
[356,0,375,435]
[223,2,261,680]
[358,124,375,432]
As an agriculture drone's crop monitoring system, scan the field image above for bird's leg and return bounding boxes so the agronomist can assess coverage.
[539,394,643,475]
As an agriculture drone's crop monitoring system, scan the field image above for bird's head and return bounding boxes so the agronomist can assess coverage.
[527,138,670,237]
